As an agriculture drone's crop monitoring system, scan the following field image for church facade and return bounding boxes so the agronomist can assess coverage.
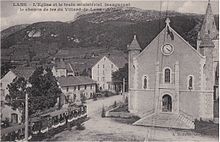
[127,2,218,129]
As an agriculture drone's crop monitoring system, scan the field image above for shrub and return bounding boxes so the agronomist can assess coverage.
[113,101,117,108]
[101,106,106,117]
[76,123,85,130]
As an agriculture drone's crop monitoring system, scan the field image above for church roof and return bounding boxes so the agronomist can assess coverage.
[137,18,205,59]
[198,1,218,40]
[127,35,142,51]
[199,33,215,48]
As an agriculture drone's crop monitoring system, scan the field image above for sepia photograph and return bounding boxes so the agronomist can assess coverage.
[0,0,219,141]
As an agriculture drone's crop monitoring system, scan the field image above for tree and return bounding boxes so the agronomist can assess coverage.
[7,77,27,110]
[28,67,62,114]
[7,77,29,122]
[112,63,128,91]
[7,66,62,116]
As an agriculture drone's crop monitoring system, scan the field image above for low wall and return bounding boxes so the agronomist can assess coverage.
[106,106,134,118]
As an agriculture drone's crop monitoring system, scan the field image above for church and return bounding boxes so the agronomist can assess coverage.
[127,1,219,129]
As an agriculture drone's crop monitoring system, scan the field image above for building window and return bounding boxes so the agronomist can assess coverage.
[90,85,92,89]
[85,85,87,90]
[66,87,69,92]
[74,86,76,91]
[143,75,148,89]
[164,68,171,83]
[98,64,99,68]
[102,77,105,81]
[78,85,80,90]
[103,70,105,75]
[103,65,105,68]
[187,75,194,90]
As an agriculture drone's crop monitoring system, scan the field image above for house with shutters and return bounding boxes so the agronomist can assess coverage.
[56,76,97,103]
[91,55,127,92]
[127,1,218,129]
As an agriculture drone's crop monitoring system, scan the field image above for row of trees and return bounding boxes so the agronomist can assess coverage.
[7,67,62,117]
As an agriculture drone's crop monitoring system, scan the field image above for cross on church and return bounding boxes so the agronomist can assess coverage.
[165,18,170,27]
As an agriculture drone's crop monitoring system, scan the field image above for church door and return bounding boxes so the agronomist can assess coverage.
[162,95,172,112]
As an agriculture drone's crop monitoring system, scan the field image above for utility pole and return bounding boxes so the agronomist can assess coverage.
[122,78,126,93]
[25,83,31,141]
[25,90,28,141]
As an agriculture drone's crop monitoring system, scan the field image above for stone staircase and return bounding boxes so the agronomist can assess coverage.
[133,113,195,129]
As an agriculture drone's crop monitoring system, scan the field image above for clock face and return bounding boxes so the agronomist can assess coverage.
[161,44,174,55]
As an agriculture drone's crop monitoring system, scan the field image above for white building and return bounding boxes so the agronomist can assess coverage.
[1,67,35,102]
[57,76,97,103]
[91,55,127,91]
[0,67,35,124]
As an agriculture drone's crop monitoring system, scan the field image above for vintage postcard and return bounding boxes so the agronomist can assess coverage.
[1,0,219,141]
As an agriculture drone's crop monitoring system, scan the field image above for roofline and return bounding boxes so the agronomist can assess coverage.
[136,27,166,58]
[136,26,205,59]
[170,27,205,59]
[91,55,118,69]
[60,82,97,87]
[9,69,33,80]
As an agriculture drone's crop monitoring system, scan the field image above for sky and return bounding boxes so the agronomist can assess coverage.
[1,0,219,30]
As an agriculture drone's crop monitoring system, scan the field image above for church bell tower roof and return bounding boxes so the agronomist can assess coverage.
[198,0,218,40]
[127,35,142,51]
[200,33,215,48]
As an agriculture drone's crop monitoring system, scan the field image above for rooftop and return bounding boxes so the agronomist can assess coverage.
[10,67,35,80]
[57,76,96,87]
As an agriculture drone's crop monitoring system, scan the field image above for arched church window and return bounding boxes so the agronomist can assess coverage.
[164,68,171,83]
[143,75,148,89]
[187,75,194,90]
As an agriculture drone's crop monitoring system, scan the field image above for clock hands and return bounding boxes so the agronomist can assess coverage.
[166,47,171,52]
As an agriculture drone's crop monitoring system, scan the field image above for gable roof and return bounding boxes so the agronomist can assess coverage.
[57,76,96,87]
[108,55,127,68]
[91,54,127,69]
[137,19,205,59]
[10,67,35,80]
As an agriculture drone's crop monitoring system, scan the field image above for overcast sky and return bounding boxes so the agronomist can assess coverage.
[1,0,219,30]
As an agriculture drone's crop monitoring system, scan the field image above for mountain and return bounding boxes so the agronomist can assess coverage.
[1,8,219,64]
[1,24,29,40]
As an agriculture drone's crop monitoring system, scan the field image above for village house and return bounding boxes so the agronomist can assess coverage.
[52,59,75,77]
[127,1,218,129]
[91,55,127,92]
[0,67,35,124]
[1,67,35,102]
[56,76,97,103]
